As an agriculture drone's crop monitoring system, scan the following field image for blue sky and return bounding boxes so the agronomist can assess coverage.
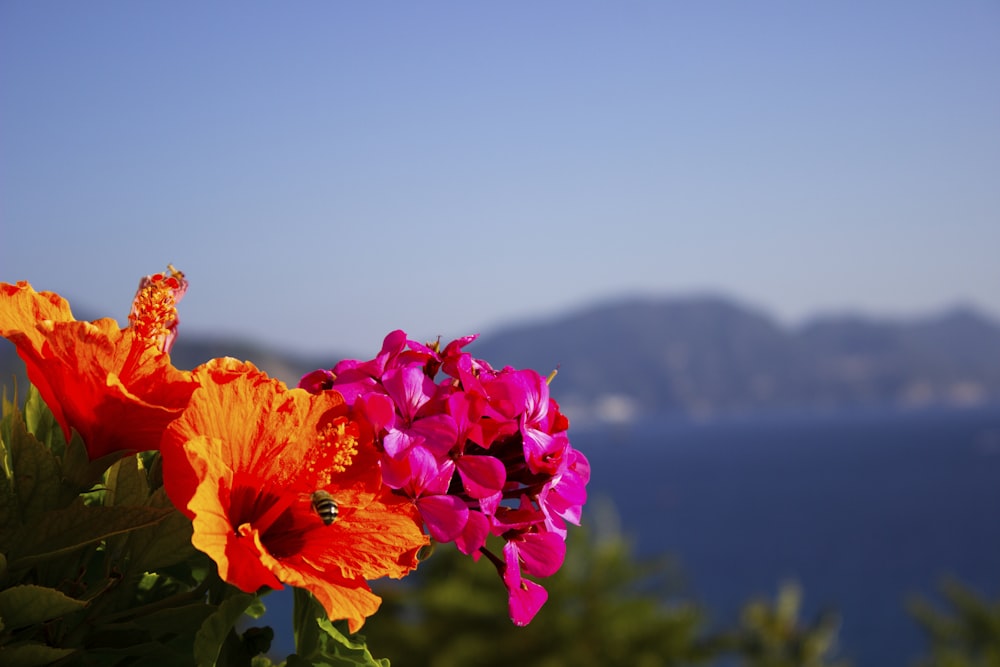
[2,2,998,357]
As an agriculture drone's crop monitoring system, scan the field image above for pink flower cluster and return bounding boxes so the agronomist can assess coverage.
[298,330,590,625]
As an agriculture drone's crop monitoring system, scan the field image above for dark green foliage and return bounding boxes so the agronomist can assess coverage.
[0,387,266,667]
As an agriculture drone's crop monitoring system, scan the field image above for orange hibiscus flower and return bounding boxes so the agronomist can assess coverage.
[0,268,199,462]
[159,358,427,633]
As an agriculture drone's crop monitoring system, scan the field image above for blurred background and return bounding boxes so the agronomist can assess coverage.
[2,3,999,665]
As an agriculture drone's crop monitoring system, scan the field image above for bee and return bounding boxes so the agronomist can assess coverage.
[310,490,340,526]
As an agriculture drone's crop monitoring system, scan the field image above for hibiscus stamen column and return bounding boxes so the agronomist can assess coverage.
[128,264,189,354]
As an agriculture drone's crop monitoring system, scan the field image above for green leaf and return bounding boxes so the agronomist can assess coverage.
[103,454,154,563]
[23,385,64,455]
[6,502,174,572]
[61,430,125,498]
[105,454,149,507]
[0,642,76,667]
[130,602,217,649]
[293,587,325,658]
[193,591,259,667]
[0,460,20,550]
[0,386,18,479]
[293,589,388,667]
[312,618,390,667]
[124,488,195,573]
[0,584,87,627]
[1,383,16,418]
[8,413,61,523]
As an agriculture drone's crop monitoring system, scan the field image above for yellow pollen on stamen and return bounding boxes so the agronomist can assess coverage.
[310,419,359,490]
[128,271,182,348]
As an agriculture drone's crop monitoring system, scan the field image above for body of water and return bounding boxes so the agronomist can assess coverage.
[578,406,1000,665]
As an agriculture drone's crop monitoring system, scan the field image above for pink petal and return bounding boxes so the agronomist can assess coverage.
[502,541,547,626]
[297,368,334,393]
[358,392,395,432]
[456,455,506,499]
[522,428,569,475]
[455,510,490,555]
[515,532,566,578]
[408,446,455,496]
[417,494,469,543]
[383,427,419,459]
[568,448,592,485]
[508,578,548,627]
[491,496,546,534]
[383,366,435,422]
[379,451,412,489]
[520,369,550,425]
[487,374,528,418]
[409,414,459,458]
[329,374,379,404]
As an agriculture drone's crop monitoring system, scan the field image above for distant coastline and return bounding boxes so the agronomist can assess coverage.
[4,294,1000,424]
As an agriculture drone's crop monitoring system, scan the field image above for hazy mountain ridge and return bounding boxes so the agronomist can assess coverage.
[466,296,1000,424]
[3,295,999,424]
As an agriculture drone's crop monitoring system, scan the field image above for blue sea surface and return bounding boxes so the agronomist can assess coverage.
[577,406,1000,666]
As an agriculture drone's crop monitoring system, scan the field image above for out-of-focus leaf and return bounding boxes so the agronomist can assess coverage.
[193,591,259,667]
[908,578,1000,666]
[0,642,76,667]
[6,503,174,571]
[0,584,87,627]
[245,594,267,620]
